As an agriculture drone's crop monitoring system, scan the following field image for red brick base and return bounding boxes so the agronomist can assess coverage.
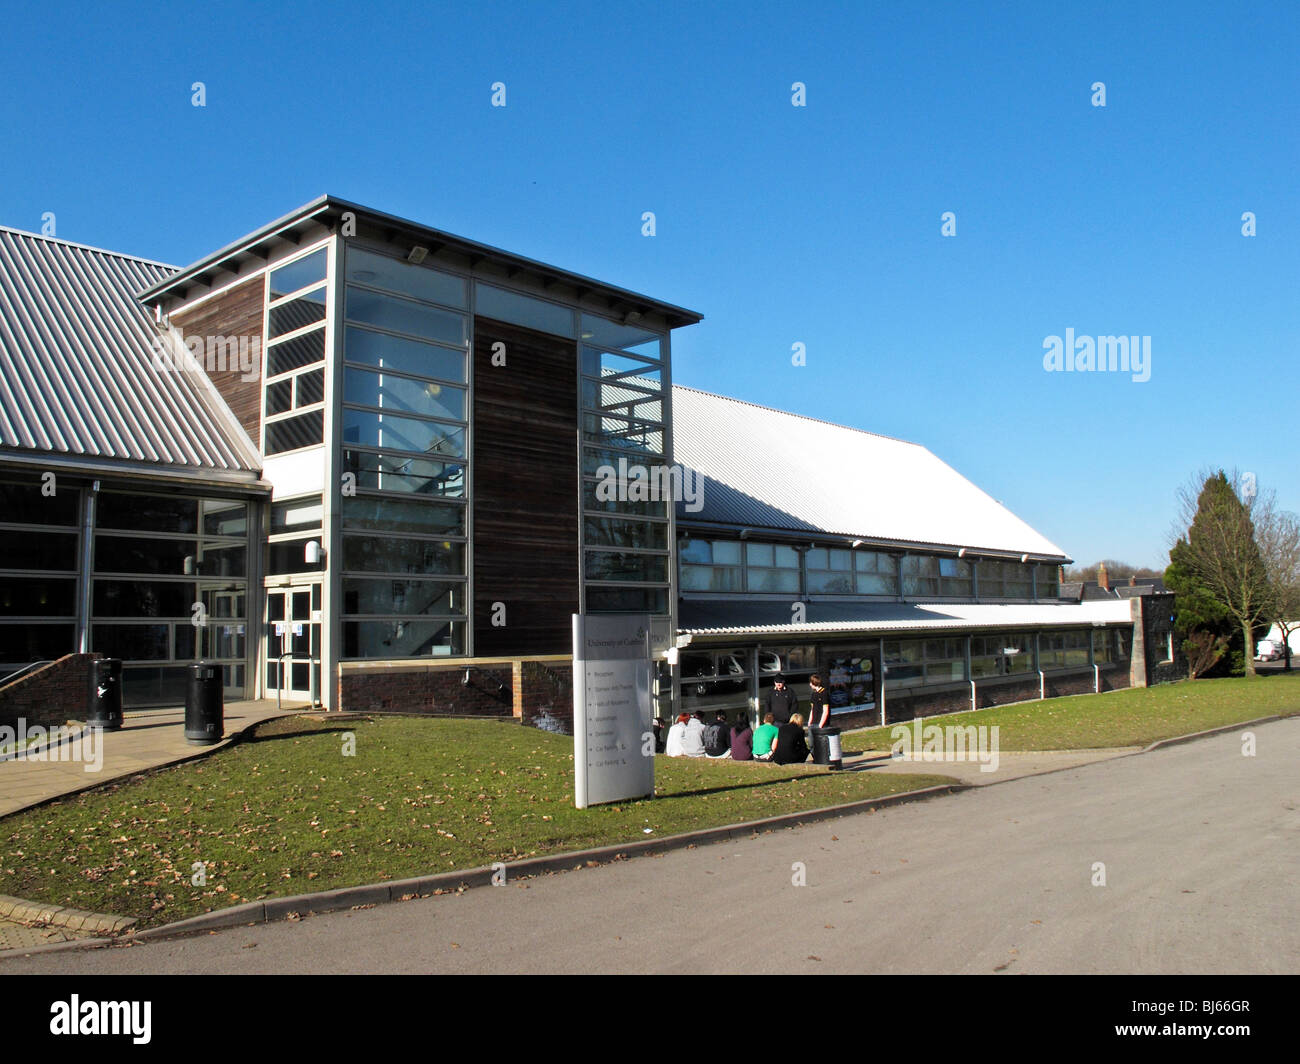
[0,653,102,728]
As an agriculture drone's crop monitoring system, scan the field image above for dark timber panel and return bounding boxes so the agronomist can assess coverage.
[472,317,579,655]
[170,276,265,442]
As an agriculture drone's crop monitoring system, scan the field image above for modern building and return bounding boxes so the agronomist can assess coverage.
[0,198,1185,728]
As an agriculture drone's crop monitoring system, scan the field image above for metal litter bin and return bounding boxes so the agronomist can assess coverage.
[811,726,843,770]
[185,662,224,745]
[87,657,123,730]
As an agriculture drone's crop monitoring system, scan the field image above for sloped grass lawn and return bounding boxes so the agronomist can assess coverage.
[845,673,1300,753]
[0,717,953,928]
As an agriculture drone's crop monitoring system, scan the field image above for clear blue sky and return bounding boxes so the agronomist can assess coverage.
[3,0,1296,569]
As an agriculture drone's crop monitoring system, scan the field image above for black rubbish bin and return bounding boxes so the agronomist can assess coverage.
[87,657,123,730]
[185,662,224,745]
[810,726,843,770]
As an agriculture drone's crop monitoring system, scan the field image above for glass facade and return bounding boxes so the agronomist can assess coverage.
[94,490,249,703]
[339,245,470,658]
[882,636,966,688]
[579,314,670,614]
[263,248,328,456]
[0,480,80,674]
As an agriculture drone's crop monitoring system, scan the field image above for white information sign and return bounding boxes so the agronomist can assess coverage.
[572,613,654,809]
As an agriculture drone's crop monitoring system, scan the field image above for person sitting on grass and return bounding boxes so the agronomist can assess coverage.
[730,714,754,761]
[703,710,732,758]
[752,712,779,761]
[771,712,811,765]
[676,712,707,757]
[664,713,689,757]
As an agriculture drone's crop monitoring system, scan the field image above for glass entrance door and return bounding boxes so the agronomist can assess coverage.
[265,585,321,705]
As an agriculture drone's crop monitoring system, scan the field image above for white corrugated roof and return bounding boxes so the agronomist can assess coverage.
[681,599,1132,638]
[0,227,258,475]
[671,385,1068,560]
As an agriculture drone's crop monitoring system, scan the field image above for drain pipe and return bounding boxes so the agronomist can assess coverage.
[970,679,976,711]
[76,480,99,653]
[1094,664,1101,693]
[1038,670,1045,700]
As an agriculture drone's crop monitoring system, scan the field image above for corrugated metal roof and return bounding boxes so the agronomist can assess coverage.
[0,227,259,476]
[671,385,1069,560]
[680,598,1132,638]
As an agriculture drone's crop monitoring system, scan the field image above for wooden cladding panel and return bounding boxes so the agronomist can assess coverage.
[169,276,265,442]
[472,317,579,656]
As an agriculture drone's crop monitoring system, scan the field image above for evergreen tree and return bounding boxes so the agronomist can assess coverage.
[1167,470,1271,678]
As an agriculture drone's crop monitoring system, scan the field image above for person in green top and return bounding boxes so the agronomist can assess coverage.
[752,711,779,760]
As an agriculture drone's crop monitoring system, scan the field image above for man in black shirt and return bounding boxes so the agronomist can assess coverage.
[766,675,799,725]
[702,710,731,757]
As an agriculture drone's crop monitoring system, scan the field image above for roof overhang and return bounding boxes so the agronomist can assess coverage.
[678,599,1134,642]
[140,196,704,330]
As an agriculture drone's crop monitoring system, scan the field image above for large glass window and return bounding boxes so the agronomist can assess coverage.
[939,557,973,597]
[1039,629,1091,669]
[89,490,249,704]
[344,367,466,422]
[979,559,1035,599]
[476,284,575,337]
[0,480,79,526]
[808,548,853,594]
[579,319,669,614]
[854,551,898,595]
[345,326,465,383]
[883,636,967,688]
[1036,564,1061,600]
[902,555,941,597]
[745,542,801,593]
[345,247,467,309]
[679,539,742,592]
[970,632,1035,677]
[264,247,329,457]
[346,288,466,347]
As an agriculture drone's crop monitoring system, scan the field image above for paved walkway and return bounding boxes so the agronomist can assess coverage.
[0,700,304,819]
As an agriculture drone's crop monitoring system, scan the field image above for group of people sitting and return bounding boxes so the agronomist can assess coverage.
[658,709,810,765]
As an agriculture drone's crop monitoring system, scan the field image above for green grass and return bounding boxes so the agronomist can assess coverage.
[0,716,953,928]
[844,673,1300,752]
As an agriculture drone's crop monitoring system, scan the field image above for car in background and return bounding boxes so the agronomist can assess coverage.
[1255,640,1284,661]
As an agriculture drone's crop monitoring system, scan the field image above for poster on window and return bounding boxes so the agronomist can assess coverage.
[822,651,877,715]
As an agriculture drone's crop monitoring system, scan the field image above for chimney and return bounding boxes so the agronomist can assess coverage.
[1097,562,1109,591]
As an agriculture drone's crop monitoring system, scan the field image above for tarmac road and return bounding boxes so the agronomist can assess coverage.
[3,718,1297,975]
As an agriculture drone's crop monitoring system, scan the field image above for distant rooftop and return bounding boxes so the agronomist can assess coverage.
[671,386,1070,561]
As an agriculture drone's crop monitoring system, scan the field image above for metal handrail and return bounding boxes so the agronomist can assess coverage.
[0,660,55,686]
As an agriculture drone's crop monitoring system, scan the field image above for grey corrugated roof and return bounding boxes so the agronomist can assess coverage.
[680,598,1131,638]
[0,227,259,476]
[671,386,1069,561]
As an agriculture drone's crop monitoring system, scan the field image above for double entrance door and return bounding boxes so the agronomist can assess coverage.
[265,585,321,705]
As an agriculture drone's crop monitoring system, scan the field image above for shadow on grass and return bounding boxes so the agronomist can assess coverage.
[244,723,358,745]
[654,770,841,802]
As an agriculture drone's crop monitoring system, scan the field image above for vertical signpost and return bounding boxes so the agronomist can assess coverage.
[572,613,654,810]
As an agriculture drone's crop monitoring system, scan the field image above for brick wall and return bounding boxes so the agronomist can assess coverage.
[337,662,513,716]
[1140,593,1188,685]
[0,653,101,728]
